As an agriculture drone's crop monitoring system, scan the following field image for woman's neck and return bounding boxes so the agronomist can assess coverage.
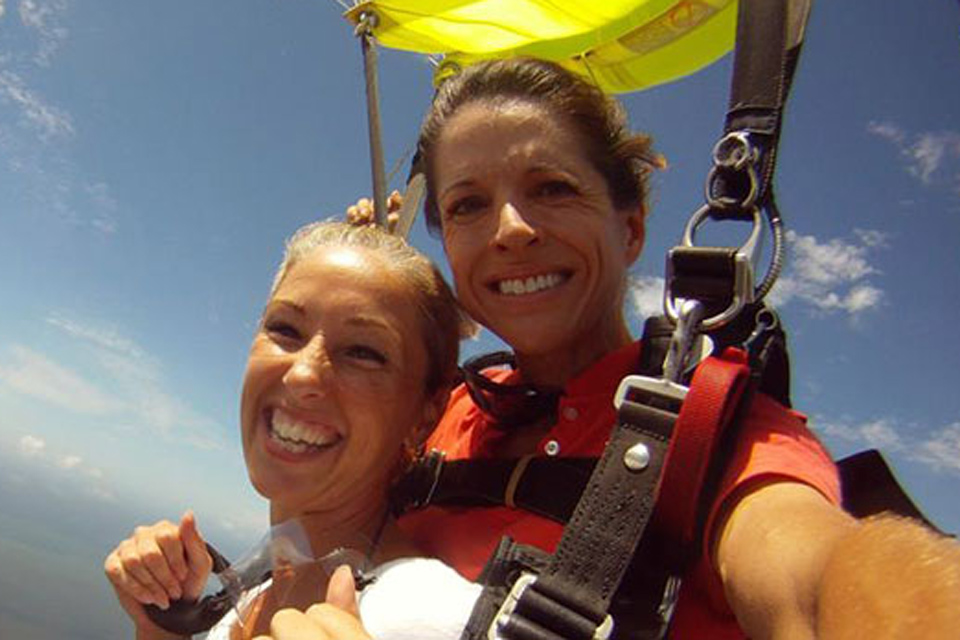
[270,495,390,561]
[515,319,633,388]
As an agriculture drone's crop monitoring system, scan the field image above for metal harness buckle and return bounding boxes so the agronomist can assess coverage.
[489,573,615,640]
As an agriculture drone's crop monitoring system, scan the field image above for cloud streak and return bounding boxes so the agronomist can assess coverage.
[0,69,74,140]
[18,0,70,67]
[0,315,226,450]
[1,0,119,235]
[815,416,960,477]
[0,344,123,414]
[868,121,960,195]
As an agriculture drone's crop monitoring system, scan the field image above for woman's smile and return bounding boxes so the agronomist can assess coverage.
[488,270,572,296]
[262,406,344,459]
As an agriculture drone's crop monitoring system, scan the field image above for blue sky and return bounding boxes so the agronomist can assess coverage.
[1,1,959,637]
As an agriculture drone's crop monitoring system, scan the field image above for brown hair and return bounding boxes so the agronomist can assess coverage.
[270,220,473,396]
[416,57,664,234]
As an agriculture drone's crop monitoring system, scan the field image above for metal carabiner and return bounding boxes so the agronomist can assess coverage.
[664,205,763,332]
[662,299,706,383]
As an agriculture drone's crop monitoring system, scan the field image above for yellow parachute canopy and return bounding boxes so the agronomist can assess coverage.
[345,0,736,94]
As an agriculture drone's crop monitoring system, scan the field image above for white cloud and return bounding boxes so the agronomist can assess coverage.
[18,434,46,457]
[853,228,890,249]
[814,416,960,477]
[18,0,70,66]
[0,69,74,140]
[868,121,960,193]
[628,275,665,320]
[816,417,904,452]
[1,1,117,236]
[913,422,960,475]
[46,315,146,362]
[57,454,82,469]
[12,432,117,501]
[1,315,226,450]
[867,121,906,145]
[0,344,123,414]
[44,314,226,448]
[768,230,884,317]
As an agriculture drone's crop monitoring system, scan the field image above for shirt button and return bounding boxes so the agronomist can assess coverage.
[562,407,579,421]
[544,440,561,456]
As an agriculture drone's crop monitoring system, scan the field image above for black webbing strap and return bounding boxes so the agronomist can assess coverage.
[390,454,595,523]
[493,399,678,640]
[712,0,811,218]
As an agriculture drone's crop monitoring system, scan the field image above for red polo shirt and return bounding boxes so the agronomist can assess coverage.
[399,341,840,638]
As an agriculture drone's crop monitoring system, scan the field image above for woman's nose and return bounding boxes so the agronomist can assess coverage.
[282,338,332,399]
[493,201,539,250]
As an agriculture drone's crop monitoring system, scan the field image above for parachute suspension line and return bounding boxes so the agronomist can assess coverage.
[355,11,389,228]
[578,53,602,90]
[386,143,415,186]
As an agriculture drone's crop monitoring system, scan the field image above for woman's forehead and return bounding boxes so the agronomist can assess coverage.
[436,102,587,174]
[278,247,409,306]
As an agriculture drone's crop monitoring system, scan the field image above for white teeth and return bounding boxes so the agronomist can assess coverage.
[497,273,565,296]
[270,409,339,451]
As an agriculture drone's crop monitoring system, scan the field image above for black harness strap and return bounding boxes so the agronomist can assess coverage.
[391,453,595,524]
[710,0,811,219]
[490,397,679,640]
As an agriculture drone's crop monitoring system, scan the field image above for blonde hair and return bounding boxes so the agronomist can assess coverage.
[269,220,472,395]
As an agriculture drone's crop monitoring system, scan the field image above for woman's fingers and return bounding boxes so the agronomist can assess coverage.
[104,545,164,607]
[104,513,211,611]
[324,565,359,618]
[134,523,183,602]
[304,603,372,640]
[345,191,402,231]
[269,608,331,640]
[179,510,213,600]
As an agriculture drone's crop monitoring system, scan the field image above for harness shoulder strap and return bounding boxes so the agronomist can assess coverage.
[476,350,752,640]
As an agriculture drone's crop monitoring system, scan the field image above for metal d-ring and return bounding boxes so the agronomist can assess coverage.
[705,132,760,211]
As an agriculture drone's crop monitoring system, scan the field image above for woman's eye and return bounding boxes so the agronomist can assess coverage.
[345,345,388,365]
[534,180,577,199]
[264,321,302,343]
[445,195,487,219]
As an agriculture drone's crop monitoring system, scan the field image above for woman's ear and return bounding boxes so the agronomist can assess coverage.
[412,387,451,447]
[623,206,646,266]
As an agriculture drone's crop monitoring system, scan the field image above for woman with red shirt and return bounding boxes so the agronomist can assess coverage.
[266,58,960,640]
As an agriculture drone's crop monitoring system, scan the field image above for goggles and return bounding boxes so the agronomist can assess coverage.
[461,351,562,429]
[145,519,371,636]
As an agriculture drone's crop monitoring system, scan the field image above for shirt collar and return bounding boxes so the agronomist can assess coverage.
[564,340,642,398]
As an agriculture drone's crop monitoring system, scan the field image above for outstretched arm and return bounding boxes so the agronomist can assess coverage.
[716,480,960,639]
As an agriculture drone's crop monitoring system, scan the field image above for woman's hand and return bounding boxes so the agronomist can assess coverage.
[345,191,403,232]
[252,565,373,640]
[104,510,213,638]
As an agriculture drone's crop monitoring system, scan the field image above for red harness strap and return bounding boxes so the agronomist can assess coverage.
[654,347,753,552]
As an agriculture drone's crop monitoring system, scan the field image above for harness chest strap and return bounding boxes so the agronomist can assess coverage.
[484,350,753,640]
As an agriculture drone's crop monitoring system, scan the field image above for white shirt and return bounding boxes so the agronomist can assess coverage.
[204,557,481,640]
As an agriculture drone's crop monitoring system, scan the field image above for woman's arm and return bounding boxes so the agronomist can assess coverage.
[716,480,960,639]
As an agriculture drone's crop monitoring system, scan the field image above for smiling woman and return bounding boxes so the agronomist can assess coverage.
[103,221,478,640]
